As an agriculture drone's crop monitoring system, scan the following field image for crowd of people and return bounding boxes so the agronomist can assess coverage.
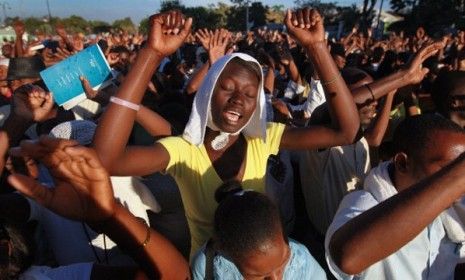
[0,6,464,280]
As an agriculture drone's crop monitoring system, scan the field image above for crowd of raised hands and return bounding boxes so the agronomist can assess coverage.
[1,6,465,280]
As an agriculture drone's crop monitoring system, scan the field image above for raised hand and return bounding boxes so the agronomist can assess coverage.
[55,23,67,38]
[13,20,25,36]
[54,47,76,60]
[195,28,212,50]
[285,8,325,48]
[147,10,192,57]
[208,29,231,64]
[8,137,115,222]
[12,84,54,123]
[79,76,98,99]
[404,41,444,84]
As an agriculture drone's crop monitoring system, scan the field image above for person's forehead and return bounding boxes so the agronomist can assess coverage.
[421,130,465,162]
[220,62,259,83]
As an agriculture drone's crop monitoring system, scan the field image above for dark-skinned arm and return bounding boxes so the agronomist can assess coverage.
[280,8,359,150]
[135,105,172,137]
[186,28,230,95]
[13,21,25,57]
[329,154,465,275]
[93,11,192,176]
[364,91,395,147]
[8,138,191,280]
[352,42,444,105]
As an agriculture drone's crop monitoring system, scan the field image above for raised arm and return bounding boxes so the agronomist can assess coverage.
[363,91,395,147]
[135,105,172,137]
[352,42,444,105]
[280,8,359,150]
[329,153,465,275]
[13,21,25,57]
[186,28,230,95]
[8,137,190,279]
[93,11,192,175]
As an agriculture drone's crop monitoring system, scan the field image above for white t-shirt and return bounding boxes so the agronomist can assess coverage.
[299,138,371,234]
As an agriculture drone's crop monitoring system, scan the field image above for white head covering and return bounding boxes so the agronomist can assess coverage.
[183,53,267,149]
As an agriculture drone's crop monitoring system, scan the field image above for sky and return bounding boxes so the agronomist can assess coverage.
[5,0,390,24]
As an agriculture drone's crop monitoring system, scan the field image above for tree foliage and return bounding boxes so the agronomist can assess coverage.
[388,0,464,34]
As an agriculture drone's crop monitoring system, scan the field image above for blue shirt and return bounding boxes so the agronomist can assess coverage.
[191,239,327,279]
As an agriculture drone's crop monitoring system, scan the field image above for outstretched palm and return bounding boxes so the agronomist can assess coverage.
[405,41,444,84]
[8,137,115,222]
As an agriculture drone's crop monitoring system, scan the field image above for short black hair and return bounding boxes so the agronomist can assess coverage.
[341,67,370,86]
[392,114,465,160]
[213,181,284,262]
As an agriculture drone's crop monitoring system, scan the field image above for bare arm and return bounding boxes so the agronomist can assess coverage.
[186,29,230,95]
[280,8,359,150]
[364,91,395,147]
[282,52,302,84]
[351,42,443,105]
[329,154,465,275]
[8,137,190,279]
[135,105,172,137]
[93,11,192,175]
[13,21,26,57]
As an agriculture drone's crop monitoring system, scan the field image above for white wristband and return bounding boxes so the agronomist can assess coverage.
[110,96,140,111]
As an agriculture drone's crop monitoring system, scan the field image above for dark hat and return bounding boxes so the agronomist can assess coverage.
[7,56,46,81]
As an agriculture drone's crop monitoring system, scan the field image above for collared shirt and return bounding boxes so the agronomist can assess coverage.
[191,239,327,280]
[325,190,462,280]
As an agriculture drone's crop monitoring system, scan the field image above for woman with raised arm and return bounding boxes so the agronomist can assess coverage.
[93,8,359,257]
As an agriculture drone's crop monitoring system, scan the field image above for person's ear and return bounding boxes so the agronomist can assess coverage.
[393,152,409,174]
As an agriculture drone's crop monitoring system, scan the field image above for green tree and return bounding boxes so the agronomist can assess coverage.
[139,17,150,35]
[112,17,136,33]
[89,20,111,34]
[227,1,267,31]
[60,15,90,33]
[388,0,462,34]
[160,0,185,12]
[266,5,285,23]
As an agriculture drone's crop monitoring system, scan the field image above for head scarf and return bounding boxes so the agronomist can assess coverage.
[183,53,266,150]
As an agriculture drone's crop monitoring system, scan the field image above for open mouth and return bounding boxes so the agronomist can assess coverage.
[224,110,242,123]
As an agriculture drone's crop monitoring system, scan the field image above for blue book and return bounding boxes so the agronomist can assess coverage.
[40,44,113,110]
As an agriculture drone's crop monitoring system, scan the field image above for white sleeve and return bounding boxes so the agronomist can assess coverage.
[283,80,306,99]
[324,191,378,280]
[305,79,326,116]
